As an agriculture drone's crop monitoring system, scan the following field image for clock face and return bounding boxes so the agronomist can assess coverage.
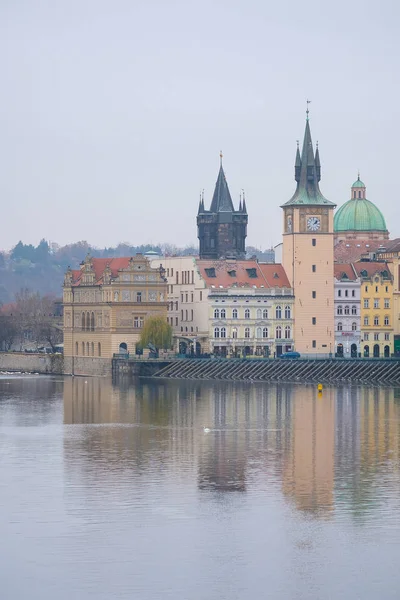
[307,216,321,231]
[287,216,292,232]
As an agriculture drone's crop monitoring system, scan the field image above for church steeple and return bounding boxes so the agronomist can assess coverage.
[282,112,335,207]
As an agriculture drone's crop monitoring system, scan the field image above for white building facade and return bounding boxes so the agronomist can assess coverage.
[334,264,361,358]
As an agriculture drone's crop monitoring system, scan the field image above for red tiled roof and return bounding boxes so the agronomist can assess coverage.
[381,238,400,253]
[334,263,357,281]
[334,240,383,263]
[353,261,393,279]
[196,260,290,289]
[71,257,135,286]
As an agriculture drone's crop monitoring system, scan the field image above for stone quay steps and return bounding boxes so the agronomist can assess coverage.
[153,358,400,385]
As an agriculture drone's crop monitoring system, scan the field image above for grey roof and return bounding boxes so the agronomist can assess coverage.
[282,119,336,207]
[210,165,235,212]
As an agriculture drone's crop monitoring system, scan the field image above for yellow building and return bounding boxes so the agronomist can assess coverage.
[282,114,336,356]
[63,254,168,375]
[374,239,400,356]
[353,261,393,357]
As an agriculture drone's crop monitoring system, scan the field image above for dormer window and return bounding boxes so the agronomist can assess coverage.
[246,268,257,278]
[205,268,216,278]
[227,270,236,277]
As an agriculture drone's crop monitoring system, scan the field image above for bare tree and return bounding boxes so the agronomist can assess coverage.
[14,289,63,351]
[0,315,18,351]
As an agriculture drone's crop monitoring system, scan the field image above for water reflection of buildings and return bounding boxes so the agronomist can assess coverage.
[283,387,335,515]
[63,377,400,518]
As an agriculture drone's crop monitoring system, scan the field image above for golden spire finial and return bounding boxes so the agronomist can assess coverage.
[220,150,223,166]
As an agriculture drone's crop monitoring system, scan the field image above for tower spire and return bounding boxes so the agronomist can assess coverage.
[282,110,335,207]
[210,155,234,212]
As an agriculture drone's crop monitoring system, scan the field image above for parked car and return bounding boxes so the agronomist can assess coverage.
[279,351,301,359]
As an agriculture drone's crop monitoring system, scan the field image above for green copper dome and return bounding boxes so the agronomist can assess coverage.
[351,178,366,188]
[334,198,387,232]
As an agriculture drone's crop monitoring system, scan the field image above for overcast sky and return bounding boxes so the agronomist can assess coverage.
[1,0,399,251]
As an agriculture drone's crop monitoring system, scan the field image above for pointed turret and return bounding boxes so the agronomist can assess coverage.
[295,142,302,182]
[282,114,335,207]
[315,143,321,182]
[242,192,247,214]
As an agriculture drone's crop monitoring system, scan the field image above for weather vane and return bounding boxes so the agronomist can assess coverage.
[306,99,311,119]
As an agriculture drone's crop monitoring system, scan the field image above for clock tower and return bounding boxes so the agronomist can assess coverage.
[281,112,336,356]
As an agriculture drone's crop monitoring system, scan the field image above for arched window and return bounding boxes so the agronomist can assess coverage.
[352,322,357,331]
[232,328,238,339]
[285,326,291,339]
[220,309,226,318]
[214,327,220,338]
[374,315,379,326]
[86,342,89,356]
[245,309,250,319]
[353,191,356,198]
[337,322,343,331]
[214,309,220,319]
[263,327,269,338]
[344,306,350,315]
[220,327,226,338]
[232,308,238,319]
[284,305,291,319]
[262,308,268,319]
[244,327,250,338]
[81,312,85,330]
[86,312,90,330]
[276,306,282,319]
[75,341,79,356]
[91,312,95,331]
[91,342,94,356]
[257,308,262,319]
[337,306,343,315]
[384,315,389,326]
[256,327,262,338]
[364,345,370,357]
[358,191,361,198]
[276,326,282,339]
[82,342,85,356]
[98,342,101,357]
[351,306,357,315]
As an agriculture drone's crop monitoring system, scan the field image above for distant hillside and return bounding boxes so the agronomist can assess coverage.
[0,240,274,304]
[0,240,196,303]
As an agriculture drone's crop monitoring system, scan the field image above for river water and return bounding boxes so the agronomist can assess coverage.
[1,375,400,599]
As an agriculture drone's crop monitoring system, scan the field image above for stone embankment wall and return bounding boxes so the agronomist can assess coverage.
[0,352,64,374]
[64,356,111,377]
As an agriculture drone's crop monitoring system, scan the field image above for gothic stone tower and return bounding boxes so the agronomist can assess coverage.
[197,157,248,259]
[282,114,336,355]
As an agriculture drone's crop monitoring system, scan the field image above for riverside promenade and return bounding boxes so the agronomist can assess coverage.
[112,356,400,385]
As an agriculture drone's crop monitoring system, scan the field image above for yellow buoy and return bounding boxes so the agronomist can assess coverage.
[317,383,323,392]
